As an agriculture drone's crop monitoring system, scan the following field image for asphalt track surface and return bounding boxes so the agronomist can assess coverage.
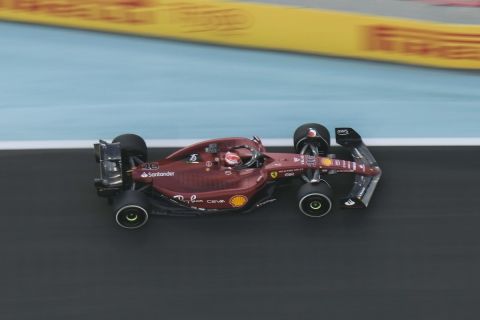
[1,147,479,320]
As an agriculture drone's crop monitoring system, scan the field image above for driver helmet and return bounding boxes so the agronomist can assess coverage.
[225,151,241,166]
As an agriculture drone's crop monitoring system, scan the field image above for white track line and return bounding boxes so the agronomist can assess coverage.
[0,138,479,150]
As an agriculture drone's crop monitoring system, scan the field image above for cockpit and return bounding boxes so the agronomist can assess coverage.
[167,137,267,172]
[222,145,264,169]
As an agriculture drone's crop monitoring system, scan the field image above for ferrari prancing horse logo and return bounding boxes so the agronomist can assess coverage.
[270,171,278,179]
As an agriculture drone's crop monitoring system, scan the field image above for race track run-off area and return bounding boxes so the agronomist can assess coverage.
[0,22,480,144]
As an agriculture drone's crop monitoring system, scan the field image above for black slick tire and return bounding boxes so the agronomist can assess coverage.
[112,134,148,162]
[113,190,150,229]
[297,182,333,218]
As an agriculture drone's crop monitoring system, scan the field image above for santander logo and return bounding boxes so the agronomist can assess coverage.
[140,171,174,178]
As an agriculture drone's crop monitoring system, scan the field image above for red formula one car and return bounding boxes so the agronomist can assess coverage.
[94,123,381,229]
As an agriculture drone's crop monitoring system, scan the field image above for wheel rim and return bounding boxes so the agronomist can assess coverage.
[116,206,148,229]
[125,213,138,222]
[299,194,332,217]
[309,200,322,210]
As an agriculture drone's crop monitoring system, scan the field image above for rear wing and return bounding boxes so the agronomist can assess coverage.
[335,128,382,209]
[93,140,123,197]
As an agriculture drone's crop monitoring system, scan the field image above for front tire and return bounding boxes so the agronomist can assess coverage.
[113,190,150,229]
[293,123,330,155]
[297,182,333,218]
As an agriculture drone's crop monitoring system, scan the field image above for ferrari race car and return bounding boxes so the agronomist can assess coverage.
[94,123,381,229]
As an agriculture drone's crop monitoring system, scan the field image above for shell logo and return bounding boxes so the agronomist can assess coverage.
[229,195,248,208]
[321,158,333,167]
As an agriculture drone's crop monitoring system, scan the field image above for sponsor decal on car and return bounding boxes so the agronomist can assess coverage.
[207,199,226,204]
[270,171,278,179]
[173,194,203,203]
[142,163,159,170]
[337,129,349,136]
[229,195,248,208]
[344,199,356,206]
[277,168,302,177]
[173,195,184,201]
[141,171,174,178]
[321,158,333,167]
[187,153,199,163]
[189,195,203,203]
[305,155,317,167]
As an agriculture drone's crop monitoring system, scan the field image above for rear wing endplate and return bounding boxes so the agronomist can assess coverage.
[335,128,382,209]
[93,140,123,197]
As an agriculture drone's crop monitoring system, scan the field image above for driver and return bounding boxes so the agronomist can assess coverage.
[224,151,242,167]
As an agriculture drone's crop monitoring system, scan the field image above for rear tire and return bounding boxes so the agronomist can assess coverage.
[293,123,330,155]
[112,133,148,162]
[113,190,150,229]
[297,182,333,218]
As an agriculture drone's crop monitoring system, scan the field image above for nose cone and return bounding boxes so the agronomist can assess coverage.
[307,129,318,138]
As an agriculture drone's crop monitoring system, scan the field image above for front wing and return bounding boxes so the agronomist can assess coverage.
[336,128,382,209]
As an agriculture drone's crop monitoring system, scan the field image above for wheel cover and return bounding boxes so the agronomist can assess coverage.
[116,205,148,229]
[309,200,322,210]
[126,213,139,222]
